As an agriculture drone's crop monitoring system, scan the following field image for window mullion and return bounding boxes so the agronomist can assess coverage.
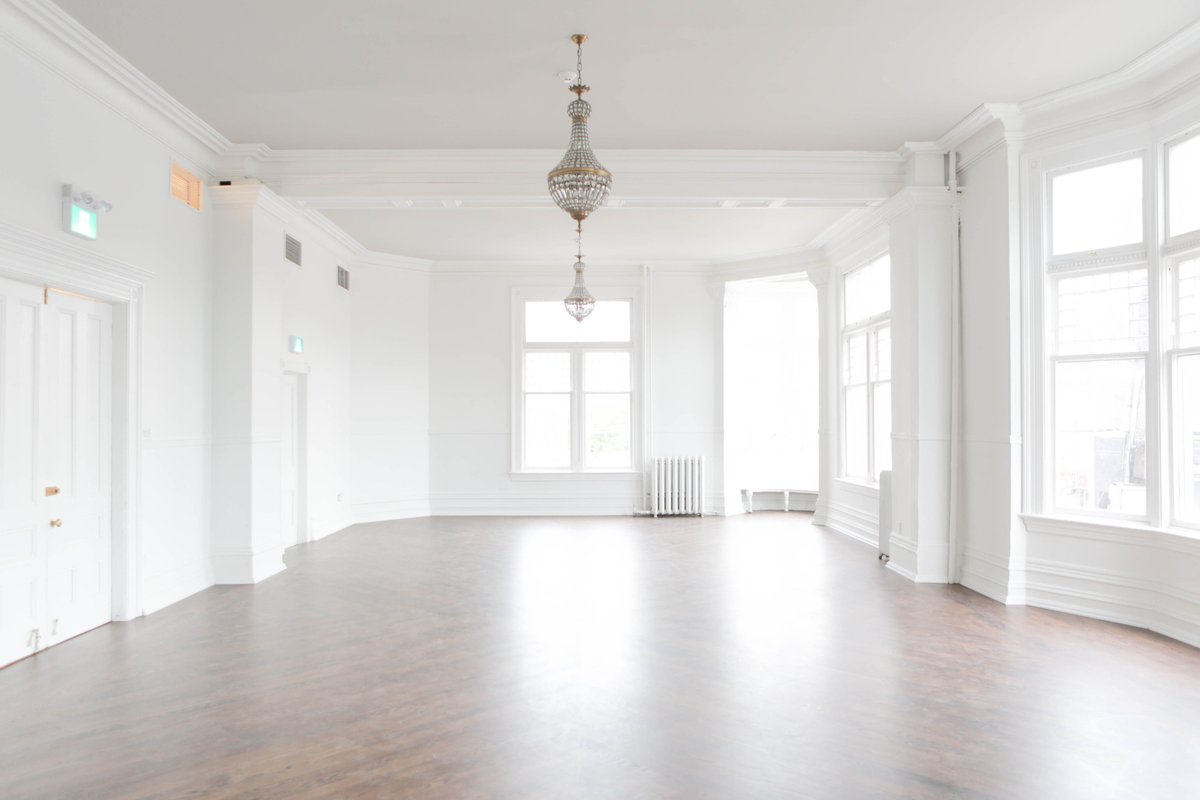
[1147,148,1166,528]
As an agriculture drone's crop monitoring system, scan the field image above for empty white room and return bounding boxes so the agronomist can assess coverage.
[2,1,1200,797]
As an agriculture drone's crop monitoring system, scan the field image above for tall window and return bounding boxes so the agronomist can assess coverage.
[841,253,891,482]
[516,298,636,472]
[1042,129,1200,527]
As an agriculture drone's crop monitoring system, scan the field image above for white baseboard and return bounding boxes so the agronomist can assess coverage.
[824,501,879,548]
[352,497,431,523]
[430,492,639,516]
[1025,558,1200,650]
[959,547,1015,604]
[212,546,286,584]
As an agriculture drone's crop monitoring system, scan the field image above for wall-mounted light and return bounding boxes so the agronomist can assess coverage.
[62,185,112,241]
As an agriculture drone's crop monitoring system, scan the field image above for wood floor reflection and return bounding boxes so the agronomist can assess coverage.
[2,513,1198,799]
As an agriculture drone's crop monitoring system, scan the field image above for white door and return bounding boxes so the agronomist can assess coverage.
[0,277,112,667]
[281,373,300,548]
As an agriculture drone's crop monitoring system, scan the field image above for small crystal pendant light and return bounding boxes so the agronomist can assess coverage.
[564,223,595,321]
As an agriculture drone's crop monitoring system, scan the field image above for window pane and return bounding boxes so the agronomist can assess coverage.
[585,393,631,468]
[1051,158,1143,255]
[584,351,630,392]
[525,394,571,468]
[1055,359,1146,515]
[1168,134,1200,238]
[1055,268,1148,355]
[872,326,891,381]
[873,381,892,480]
[844,332,867,385]
[844,254,890,324]
[1176,354,1200,523]
[524,352,570,392]
[1179,258,1200,349]
[844,385,868,478]
[525,300,630,343]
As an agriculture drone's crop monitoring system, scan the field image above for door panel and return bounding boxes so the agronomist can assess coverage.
[44,294,111,647]
[281,374,299,548]
[0,278,112,666]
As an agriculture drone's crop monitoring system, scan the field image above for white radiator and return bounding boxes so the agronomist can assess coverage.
[651,456,705,516]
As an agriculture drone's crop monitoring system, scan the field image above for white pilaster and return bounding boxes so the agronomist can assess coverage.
[885,175,958,583]
[209,184,289,584]
[805,265,833,527]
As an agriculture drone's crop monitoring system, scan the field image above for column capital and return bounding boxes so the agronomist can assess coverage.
[804,265,831,289]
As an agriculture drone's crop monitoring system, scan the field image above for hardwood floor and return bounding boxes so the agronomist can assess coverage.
[1,514,1198,799]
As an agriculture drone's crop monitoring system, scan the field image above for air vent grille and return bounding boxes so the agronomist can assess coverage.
[285,235,302,266]
[337,266,350,290]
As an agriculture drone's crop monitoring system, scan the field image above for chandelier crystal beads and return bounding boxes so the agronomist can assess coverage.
[563,222,596,321]
[548,35,612,222]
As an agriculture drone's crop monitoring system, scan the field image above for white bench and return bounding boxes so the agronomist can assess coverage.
[741,489,818,513]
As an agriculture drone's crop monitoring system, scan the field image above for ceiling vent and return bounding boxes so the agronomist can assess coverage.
[284,234,302,266]
[337,266,350,290]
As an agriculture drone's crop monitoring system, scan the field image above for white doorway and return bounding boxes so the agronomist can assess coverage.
[0,276,113,667]
[280,371,307,548]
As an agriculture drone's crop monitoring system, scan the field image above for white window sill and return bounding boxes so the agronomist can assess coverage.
[1021,513,1200,544]
[510,471,641,481]
[836,477,880,494]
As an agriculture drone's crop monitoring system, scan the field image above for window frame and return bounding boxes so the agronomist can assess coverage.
[1028,127,1200,534]
[1167,249,1200,529]
[511,287,642,476]
[839,253,891,484]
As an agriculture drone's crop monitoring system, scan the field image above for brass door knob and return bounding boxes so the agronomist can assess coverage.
[50,519,63,528]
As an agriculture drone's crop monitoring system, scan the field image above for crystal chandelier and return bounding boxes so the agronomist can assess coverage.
[549,34,611,320]
[548,34,612,222]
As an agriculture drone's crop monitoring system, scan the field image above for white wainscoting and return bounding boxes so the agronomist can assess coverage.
[1022,515,1200,649]
[823,479,881,548]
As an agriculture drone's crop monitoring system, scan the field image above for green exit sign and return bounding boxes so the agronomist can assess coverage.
[62,185,109,241]
[69,203,98,240]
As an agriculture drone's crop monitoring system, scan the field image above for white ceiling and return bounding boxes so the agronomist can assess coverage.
[325,206,854,263]
[56,0,1199,151]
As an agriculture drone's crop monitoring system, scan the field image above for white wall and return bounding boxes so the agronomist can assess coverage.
[0,31,214,614]
[428,267,723,515]
[349,261,431,522]
[274,213,355,540]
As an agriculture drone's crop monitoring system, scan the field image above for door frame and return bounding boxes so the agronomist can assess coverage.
[280,362,310,546]
[0,221,152,621]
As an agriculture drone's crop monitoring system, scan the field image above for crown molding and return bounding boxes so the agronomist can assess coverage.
[1,0,231,166]
[208,183,371,261]
[353,251,435,273]
[0,219,154,300]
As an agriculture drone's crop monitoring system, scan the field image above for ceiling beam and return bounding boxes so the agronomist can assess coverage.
[216,148,906,210]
